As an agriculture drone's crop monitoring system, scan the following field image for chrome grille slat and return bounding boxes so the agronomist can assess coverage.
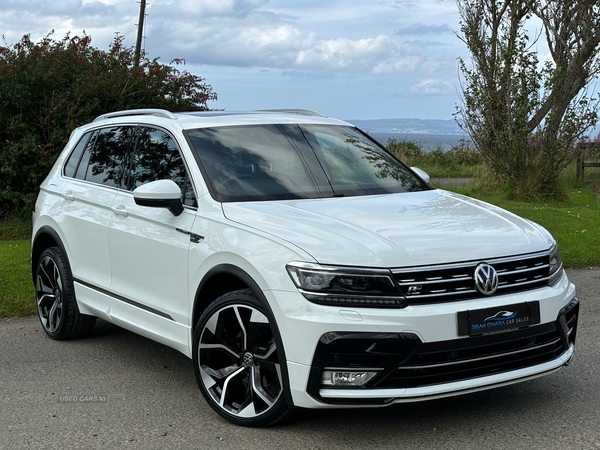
[497,264,549,276]
[397,276,472,287]
[497,277,549,289]
[405,289,479,299]
[392,250,551,305]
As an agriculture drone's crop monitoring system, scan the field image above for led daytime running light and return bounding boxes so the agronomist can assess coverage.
[286,262,405,308]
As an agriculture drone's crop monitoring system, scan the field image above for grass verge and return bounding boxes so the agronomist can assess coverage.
[447,184,600,268]
[0,239,35,318]
[0,217,31,240]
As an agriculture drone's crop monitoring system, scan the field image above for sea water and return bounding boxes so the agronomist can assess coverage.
[370,132,472,151]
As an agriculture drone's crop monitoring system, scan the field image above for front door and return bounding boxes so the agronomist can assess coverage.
[107,126,197,354]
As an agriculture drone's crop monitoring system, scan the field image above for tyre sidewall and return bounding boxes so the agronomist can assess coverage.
[35,247,77,339]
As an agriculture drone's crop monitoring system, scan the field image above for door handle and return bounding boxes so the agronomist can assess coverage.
[63,191,75,201]
[111,205,129,217]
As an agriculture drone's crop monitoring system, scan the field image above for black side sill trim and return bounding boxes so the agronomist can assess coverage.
[74,277,175,321]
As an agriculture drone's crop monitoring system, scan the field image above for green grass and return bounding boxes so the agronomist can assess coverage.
[0,217,31,240]
[0,239,35,318]
[414,163,488,178]
[448,185,600,268]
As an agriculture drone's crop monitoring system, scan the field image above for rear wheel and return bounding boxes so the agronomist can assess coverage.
[193,289,295,426]
[35,247,96,339]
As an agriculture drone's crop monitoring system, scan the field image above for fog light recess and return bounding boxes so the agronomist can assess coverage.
[321,370,379,387]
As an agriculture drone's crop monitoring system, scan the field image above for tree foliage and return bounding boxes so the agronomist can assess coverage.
[456,0,600,198]
[0,32,217,217]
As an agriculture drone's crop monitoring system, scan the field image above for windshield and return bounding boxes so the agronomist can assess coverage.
[186,124,429,202]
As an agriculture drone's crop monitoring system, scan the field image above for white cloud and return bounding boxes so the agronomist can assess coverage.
[294,35,411,72]
[0,0,467,119]
[0,0,462,77]
[149,20,451,76]
[0,0,134,45]
[154,0,267,19]
[410,79,455,95]
[396,23,453,35]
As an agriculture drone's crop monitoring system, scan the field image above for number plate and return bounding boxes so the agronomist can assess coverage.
[457,301,541,337]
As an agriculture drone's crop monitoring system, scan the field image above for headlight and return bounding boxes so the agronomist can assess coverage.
[548,244,563,286]
[286,262,406,308]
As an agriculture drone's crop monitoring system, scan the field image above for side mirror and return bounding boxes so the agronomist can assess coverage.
[410,167,430,183]
[133,179,184,216]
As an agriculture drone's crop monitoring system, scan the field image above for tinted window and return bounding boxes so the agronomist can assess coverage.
[64,132,92,178]
[187,125,320,202]
[128,127,196,207]
[301,125,426,196]
[82,126,133,188]
[74,130,98,180]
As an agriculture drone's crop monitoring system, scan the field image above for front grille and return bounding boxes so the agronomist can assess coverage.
[375,315,576,388]
[392,251,549,305]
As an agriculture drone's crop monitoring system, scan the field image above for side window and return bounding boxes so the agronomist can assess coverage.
[63,132,92,178]
[74,130,98,180]
[128,127,196,207]
[85,126,134,187]
[80,126,134,188]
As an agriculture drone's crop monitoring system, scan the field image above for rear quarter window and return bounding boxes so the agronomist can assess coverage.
[63,132,92,178]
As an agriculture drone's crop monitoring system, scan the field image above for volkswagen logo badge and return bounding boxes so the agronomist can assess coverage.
[242,352,254,367]
[474,263,498,295]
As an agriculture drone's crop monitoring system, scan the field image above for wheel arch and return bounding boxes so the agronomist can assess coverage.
[31,226,70,284]
[192,264,294,406]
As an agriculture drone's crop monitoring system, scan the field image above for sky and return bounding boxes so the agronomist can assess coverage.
[0,0,469,120]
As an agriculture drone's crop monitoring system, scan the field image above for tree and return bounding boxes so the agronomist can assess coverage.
[456,0,600,198]
[0,32,217,217]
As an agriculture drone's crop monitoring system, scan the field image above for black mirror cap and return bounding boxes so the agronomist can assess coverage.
[134,197,184,216]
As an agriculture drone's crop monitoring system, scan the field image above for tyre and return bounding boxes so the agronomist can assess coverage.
[192,289,295,426]
[35,246,96,339]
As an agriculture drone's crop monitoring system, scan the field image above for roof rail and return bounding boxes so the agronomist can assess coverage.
[256,109,326,117]
[93,109,177,122]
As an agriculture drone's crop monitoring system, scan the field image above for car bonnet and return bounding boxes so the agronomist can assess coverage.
[221,189,553,268]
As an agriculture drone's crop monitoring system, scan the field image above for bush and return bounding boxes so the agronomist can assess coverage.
[386,138,424,164]
[0,32,217,218]
[446,140,483,166]
[387,137,482,168]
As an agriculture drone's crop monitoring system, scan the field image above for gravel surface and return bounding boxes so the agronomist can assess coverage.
[1,268,599,450]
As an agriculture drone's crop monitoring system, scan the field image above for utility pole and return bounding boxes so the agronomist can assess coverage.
[134,0,147,67]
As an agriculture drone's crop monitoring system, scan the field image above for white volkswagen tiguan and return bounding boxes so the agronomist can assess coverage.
[32,109,579,426]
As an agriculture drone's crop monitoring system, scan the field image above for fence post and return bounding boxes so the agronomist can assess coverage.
[577,144,584,182]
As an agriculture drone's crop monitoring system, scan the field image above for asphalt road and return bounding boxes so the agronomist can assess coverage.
[1,269,599,450]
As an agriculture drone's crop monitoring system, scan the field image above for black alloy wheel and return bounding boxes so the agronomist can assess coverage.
[35,247,96,339]
[193,289,295,426]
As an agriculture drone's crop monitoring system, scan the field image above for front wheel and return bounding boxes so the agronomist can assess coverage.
[192,289,295,426]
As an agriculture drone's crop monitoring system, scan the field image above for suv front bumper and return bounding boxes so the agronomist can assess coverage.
[271,279,578,409]
[307,297,578,405]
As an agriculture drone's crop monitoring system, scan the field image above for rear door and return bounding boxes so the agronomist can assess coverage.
[59,126,133,316]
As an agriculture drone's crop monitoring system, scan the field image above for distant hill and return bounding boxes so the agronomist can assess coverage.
[346,118,463,135]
